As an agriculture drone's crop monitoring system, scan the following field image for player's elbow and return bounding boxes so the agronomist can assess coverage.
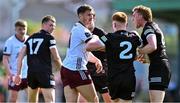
[54,58,62,68]
[85,43,94,51]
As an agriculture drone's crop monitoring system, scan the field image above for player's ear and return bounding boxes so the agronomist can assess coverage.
[78,13,83,19]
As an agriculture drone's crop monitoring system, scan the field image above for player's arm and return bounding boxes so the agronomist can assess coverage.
[14,45,27,85]
[3,55,11,77]
[139,34,157,54]
[88,52,102,73]
[50,46,62,70]
[3,40,12,78]
[86,35,105,52]
[17,46,27,75]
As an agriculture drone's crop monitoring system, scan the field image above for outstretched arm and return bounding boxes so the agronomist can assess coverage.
[86,35,105,52]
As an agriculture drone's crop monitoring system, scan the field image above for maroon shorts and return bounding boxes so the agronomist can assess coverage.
[8,78,28,91]
[60,66,92,88]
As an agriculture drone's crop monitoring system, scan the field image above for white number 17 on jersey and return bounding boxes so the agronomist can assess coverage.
[28,38,44,55]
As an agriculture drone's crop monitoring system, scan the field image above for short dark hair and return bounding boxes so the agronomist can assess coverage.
[112,12,127,23]
[77,4,94,16]
[15,19,27,27]
[42,15,56,24]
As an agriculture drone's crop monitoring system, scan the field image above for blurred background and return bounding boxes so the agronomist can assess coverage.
[0,0,179,102]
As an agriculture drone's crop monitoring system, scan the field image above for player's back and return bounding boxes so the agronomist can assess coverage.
[25,30,55,73]
[102,30,141,75]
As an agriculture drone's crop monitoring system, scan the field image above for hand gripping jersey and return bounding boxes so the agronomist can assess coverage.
[3,35,28,78]
[63,22,93,71]
[101,30,142,78]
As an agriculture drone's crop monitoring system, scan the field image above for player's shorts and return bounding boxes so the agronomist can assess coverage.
[8,78,28,91]
[27,71,55,89]
[61,66,92,88]
[108,71,136,100]
[149,59,171,91]
[91,75,108,94]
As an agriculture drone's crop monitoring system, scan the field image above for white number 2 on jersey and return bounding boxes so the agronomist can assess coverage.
[119,41,133,59]
[28,38,44,55]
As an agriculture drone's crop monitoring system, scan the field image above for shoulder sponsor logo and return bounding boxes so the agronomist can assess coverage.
[101,36,107,42]
[85,32,91,38]
[50,40,56,45]
[3,47,7,52]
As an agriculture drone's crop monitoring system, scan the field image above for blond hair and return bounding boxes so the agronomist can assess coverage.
[133,5,152,22]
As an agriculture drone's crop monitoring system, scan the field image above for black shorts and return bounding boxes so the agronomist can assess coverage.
[108,71,136,100]
[8,78,28,91]
[149,59,171,91]
[27,71,55,89]
[91,75,108,94]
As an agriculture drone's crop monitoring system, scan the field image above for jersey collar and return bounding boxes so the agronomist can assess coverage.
[115,30,128,35]
[15,34,25,42]
[78,21,86,27]
[40,29,50,34]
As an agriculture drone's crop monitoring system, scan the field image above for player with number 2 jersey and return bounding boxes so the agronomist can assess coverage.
[86,12,142,102]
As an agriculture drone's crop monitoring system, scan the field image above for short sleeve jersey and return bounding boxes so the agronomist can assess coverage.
[101,30,142,78]
[141,22,168,61]
[91,27,107,62]
[25,30,56,73]
[63,22,93,71]
[3,35,29,78]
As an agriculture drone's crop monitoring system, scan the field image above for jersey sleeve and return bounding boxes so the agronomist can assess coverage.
[79,28,93,43]
[144,26,155,39]
[130,31,143,48]
[3,39,12,55]
[48,35,56,49]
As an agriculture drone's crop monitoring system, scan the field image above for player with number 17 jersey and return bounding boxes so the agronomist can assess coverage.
[25,30,56,73]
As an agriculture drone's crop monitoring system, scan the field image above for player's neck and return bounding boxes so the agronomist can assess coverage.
[142,20,147,28]
[15,34,25,42]
[114,27,126,32]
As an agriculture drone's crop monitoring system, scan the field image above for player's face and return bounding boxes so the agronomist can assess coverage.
[132,11,142,28]
[44,20,56,34]
[15,26,27,36]
[87,14,95,31]
[80,10,94,27]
